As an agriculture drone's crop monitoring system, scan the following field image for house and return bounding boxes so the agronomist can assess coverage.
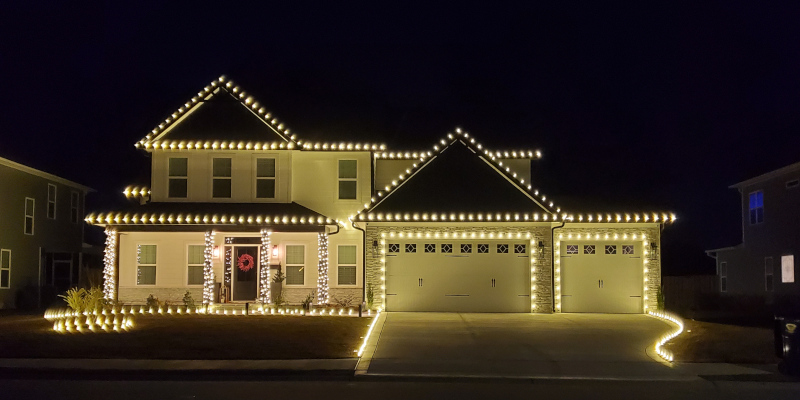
[706,161,800,308]
[87,75,674,313]
[0,156,93,309]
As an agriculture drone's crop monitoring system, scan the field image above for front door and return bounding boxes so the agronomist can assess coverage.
[232,246,259,301]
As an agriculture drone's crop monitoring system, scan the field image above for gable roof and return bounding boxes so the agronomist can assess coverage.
[135,76,297,149]
[358,128,561,219]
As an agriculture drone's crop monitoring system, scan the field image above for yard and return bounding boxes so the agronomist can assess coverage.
[0,313,371,360]
[665,318,781,364]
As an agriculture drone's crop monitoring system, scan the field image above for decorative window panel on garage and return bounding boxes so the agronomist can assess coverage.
[388,243,400,253]
[425,244,436,253]
[566,245,579,254]
[605,245,617,255]
[584,245,595,254]
[497,244,508,253]
[405,244,416,253]
[477,244,489,253]
[514,244,526,254]
[461,244,472,253]
[622,245,634,255]
[442,244,453,253]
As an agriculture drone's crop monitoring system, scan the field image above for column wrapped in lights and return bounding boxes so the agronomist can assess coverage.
[102,227,118,301]
[259,229,272,304]
[202,230,216,305]
[316,232,329,305]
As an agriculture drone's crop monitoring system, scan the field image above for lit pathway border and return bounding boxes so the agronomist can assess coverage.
[648,310,685,362]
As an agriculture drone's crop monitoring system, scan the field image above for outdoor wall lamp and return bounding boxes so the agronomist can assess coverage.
[649,242,658,260]
[538,240,546,254]
[371,240,379,256]
[213,246,220,259]
[272,245,279,258]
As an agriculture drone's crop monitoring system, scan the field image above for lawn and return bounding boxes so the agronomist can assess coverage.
[666,318,781,364]
[0,313,371,359]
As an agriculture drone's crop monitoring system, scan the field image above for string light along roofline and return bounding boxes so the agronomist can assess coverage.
[374,149,543,160]
[351,127,560,221]
[135,75,299,149]
[85,212,339,226]
[353,211,677,224]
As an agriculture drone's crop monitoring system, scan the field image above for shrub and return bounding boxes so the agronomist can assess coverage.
[146,294,160,309]
[331,293,357,307]
[366,283,374,309]
[301,290,316,309]
[273,291,286,306]
[59,288,87,312]
[183,291,196,310]
[83,287,105,313]
[272,270,285,283]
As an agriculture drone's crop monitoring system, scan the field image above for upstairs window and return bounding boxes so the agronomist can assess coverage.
[256,158,276,199]
[168,158,188,198]
[47,184,57,219]
[24,198,34,235]
[0,249,10,289]
[338,160,357,200]
[70,191,80,223]
[749,191,763,224]
[212,158,232,198]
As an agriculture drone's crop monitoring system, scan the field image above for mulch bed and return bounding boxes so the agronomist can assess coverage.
[0,313,370,359]
[666,318,781,364]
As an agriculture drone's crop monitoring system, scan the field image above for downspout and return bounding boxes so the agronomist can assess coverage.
[551,219,566,313]
[351,219,367,303]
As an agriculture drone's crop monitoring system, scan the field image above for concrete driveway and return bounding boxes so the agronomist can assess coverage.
[364,313,678,379]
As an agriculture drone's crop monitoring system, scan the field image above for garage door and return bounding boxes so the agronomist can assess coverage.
[385,240,530,312]
[560,242,643,313]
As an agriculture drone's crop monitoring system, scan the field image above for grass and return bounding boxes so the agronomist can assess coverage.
[0,313,371,360]
[666,318,781,364]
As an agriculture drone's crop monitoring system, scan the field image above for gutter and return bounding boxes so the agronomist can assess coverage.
[551,219,566,313]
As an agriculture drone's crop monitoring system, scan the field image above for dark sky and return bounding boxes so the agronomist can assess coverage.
[2,2,799,274]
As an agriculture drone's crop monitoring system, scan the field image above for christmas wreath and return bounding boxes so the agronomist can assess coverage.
[237,254,255,272]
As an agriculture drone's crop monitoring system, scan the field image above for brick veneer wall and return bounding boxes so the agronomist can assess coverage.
[118,287,203,304]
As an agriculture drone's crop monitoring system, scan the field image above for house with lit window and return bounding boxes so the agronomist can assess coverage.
[706,161,800,308]
[88,75,675,313]
[0,156,93,309]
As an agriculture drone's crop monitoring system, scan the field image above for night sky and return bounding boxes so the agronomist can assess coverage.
[2,2,799,275]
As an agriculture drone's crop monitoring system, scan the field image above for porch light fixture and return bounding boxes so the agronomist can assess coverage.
[272,245,279,258]
[538,240,546,254]
[213,246,220,259]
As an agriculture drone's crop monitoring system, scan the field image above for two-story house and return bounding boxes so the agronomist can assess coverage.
[0,156,93,309]
[706,161,799,307]
[88,75,675,313]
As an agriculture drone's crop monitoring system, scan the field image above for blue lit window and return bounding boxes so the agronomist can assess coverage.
[749,191,764,224]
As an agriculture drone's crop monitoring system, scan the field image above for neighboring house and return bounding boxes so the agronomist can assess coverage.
[87,75,674,313]
[706,162,799,306]
[0,156,93,309]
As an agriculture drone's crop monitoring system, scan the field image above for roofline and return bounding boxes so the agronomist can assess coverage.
[0,156,94,192]
[729,160,800,189]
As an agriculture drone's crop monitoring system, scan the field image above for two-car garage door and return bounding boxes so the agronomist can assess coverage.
[385,240,530,312]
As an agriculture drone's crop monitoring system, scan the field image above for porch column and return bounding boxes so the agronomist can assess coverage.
[259,229,272,304]
[102,227,118,301]
[202,230,216,305]
[316,232,329,304]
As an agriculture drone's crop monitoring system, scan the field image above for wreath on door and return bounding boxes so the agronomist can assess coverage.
[237,254,255,272]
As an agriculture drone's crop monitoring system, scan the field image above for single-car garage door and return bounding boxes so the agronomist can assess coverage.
[385,240,530,312]
[560,242,643,313]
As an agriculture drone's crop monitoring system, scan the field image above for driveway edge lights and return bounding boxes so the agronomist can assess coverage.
[355,309,386,375]
[647,310,685,362]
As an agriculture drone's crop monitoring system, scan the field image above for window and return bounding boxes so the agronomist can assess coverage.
[461,244,472,253]
[782,255,795,283]
[285,245,305,285]
[337,245,357,285]
[497,244,508,254]
[47,184,56,219]
[168,158,188,198]
[622,245,634,255]
[765,257,774,292]
[256,158,276,199]
[338,160,357,199]
[566,245,578,255]
[388,243,400,253]
[0,249,10,289]
[442,244,453,253]
[477,244,489,253]
[70,191,80,223]
[405,244,416,253]
[720,262,727,292]
[424,244,436,253]
[584,245,595,255]
[187,245,205,285]
[605,245,617,255]
[24,197,34,235]
[787,179,799,189]
[749,191,764,224]
[213,158,232,198]
[514,244,526,254]
[137,245,157,285]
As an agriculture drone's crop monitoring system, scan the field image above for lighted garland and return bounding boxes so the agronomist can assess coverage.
[202,230,215,305]
[224,247,232,285]
[317,233,329,305]
[259,229,272,304]
[102,227,117,301]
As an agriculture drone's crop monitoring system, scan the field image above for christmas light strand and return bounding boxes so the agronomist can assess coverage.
[102,227,117,301]
[202,230,216,305]
[259,229,272,304]
[317,233,329,305]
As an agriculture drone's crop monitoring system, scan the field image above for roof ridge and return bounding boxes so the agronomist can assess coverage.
[135,75,300,148]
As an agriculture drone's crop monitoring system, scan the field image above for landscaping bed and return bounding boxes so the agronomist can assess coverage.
[666,318,780,364]
[0,313,370,359]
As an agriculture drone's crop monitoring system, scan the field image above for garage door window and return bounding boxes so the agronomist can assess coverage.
[460,244,472,253]
[424,244,435,253]
[442,244,453,253]
[514,244,526,254]
[566,245,578,254]
[405,244,416,253]
[584,245,595,254]
[497,244,508,253]
[605,245,617,255]
[622,245,634,255]
[477,244,489,253]
[388,243,399,253]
